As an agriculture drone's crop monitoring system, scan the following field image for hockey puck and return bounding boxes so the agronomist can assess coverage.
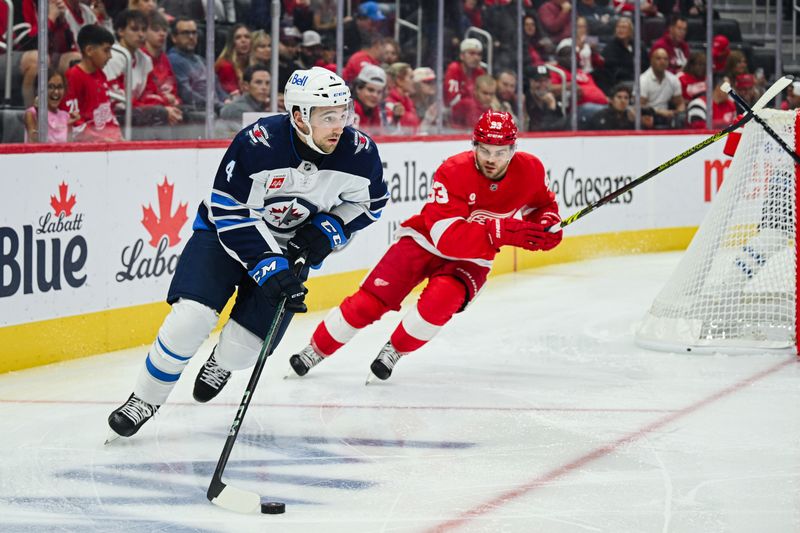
[261,502,286,514]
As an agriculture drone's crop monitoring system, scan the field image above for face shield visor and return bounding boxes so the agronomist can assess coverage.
[307,101,355,130]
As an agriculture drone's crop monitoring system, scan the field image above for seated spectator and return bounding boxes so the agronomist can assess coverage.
[575,16,604,75]
[482,0,519,70]
[168,17,229,111]
[733,73,756,107]
[62,24,122,142]
[640,47,685,127]
[352,64,386,135]
[218,64,270,133]
[539,0,573,44]
[525,65,567,132]
[723,50,748,83]
[342,31,384,83]
[687,74,736,129]
[249,30,272,67]
[612,0,659,16]
[450,74,497,131]
[277,25,303,90]
[142,11,180,107]
[550,40,609,123]
[311,0,337,42]
[588,84,635,130]
[48,0,99,76]
[495,70,520,124]
[24,69,78,142]
[459,0,482,36]
[577,0,615,33]
[382,38,401,67]
[711,35,729,74]
[343,0,385,58]
[677,51,707,101]
[215,23,252,96]
[384,62,419,134]
[105,9,183,128]
[651,15,689,74]
[600,16,642,91]
[298,30,323,69]
[522,14,553,67]
[781,81,800,111]
[444,38,486,109]
[411,66,440,134]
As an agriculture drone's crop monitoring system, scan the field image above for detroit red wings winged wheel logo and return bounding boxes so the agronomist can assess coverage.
[141,177,189,247]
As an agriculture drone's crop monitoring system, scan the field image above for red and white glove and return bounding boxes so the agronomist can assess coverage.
[486,218,560,252]
[529,210,562,251]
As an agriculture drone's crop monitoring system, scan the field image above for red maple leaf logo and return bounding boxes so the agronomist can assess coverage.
[141,177,188,248]
[51,182,77,217]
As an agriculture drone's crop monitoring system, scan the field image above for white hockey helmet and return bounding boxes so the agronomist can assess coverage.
[284,66,352,154]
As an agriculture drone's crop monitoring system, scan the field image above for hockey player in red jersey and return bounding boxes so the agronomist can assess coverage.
[288,110,562,381]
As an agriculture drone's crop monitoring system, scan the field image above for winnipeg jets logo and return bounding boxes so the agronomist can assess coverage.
[353,131,371,154]
[247,123,270,147]
[271,200,304,226]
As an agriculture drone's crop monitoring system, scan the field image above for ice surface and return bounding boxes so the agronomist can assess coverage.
[1,253,798,532]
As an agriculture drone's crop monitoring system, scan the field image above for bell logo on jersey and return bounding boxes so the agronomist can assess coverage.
[428,182,449,204]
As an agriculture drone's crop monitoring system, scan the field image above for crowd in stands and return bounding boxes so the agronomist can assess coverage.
[0,0,795,144]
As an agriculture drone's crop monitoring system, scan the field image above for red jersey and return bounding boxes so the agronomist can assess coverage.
[142,47,182,105]
[398,151,558,266]
[342,51,380,83]
[651,33,689,74]
[353,99,383,135]
[385,88,420,131]
[443,61,486,107]
[62,64,122,143]
[677,71,706,101]
[549,66,608,106]
[215,59,239,95]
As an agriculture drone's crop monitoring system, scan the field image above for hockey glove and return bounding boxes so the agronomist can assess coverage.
[249,254,308,313]
[287,213,350,266]
[486,218,560,252]
[528,210,562,251]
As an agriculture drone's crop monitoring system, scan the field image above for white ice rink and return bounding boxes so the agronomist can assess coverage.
[1,252,798,532]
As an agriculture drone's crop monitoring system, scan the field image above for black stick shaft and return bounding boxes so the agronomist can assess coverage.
[207,258,305,500]
[727,89,800,166]
[559,112,754,229]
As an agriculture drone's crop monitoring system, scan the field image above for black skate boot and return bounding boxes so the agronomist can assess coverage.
[106,393,159,442]
[369,342,404,382]
[193,351,232,403]
[289,345,325,377]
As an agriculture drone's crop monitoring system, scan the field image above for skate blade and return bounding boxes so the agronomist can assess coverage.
[104,429,122,445]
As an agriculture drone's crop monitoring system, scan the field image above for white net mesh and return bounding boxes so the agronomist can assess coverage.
[636,109,798,354]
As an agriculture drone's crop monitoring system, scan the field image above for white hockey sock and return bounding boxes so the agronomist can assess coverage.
[134,299,218,406]
[214,319,263,371]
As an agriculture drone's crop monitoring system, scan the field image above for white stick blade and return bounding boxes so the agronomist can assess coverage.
[209,484,261,514]
[752,76,793,111]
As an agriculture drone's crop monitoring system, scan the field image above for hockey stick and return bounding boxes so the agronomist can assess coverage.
[553,76,793,231]
[207,255,307,515]
[724,82,800,167]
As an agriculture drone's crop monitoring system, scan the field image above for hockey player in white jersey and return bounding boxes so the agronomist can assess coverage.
[107,67,388,441]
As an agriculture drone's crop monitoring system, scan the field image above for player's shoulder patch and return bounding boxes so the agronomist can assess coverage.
[245,121,271,148]
[344,126,374,155]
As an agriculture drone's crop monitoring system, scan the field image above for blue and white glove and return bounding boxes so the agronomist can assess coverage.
[249,254,308,313]
[287,213,350,266]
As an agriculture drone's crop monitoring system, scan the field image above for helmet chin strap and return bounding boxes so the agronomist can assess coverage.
[290,112,327,155]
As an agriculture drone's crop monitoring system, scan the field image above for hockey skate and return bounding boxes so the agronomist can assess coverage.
[367,342,404,384]
[106,393,160,443]
[287,344,325,377]
[193,351,231,403]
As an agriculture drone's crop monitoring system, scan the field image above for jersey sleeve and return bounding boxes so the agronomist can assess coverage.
[206,133,283,270]
[518,156,560,222]
[420,166,497,260]
[331,134,388,235]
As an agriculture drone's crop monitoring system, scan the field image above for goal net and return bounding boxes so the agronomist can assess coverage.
[636,108,799,354]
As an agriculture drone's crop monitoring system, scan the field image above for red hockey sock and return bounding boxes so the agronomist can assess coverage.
[390,275,466,354]
[311,289,389,356]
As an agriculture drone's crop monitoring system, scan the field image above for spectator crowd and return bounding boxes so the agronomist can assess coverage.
[0,0,792,143]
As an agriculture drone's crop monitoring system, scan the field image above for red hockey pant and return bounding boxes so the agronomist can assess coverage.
[311,237,489,357]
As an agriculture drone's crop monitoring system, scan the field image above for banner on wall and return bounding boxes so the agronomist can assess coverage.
[0,133,731,328]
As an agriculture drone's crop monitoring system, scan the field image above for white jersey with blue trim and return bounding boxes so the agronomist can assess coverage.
[193,114,387,271]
